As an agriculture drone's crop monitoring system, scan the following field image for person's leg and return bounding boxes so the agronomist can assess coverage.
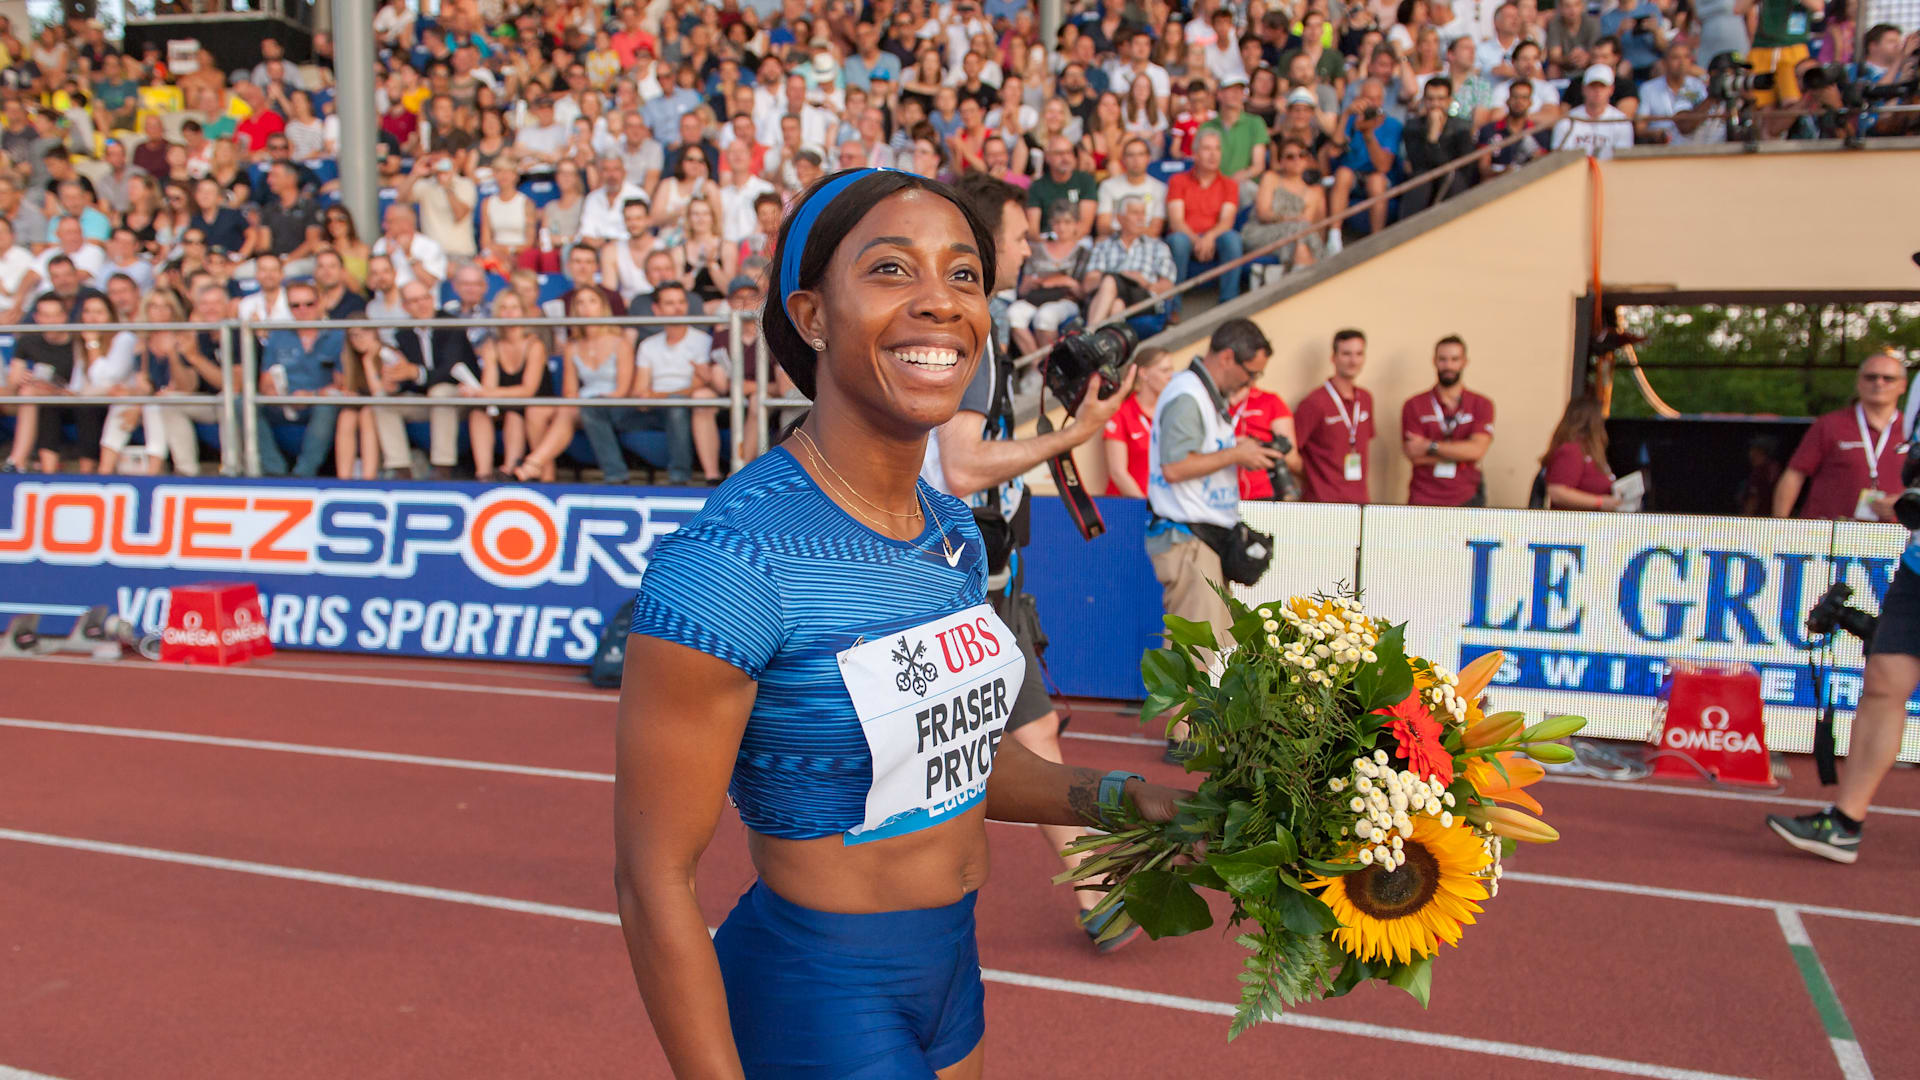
[74,406,106,473]
[426,383,461,470]
[7,403,37,469]
[357,408,381,479]
[1165,230,1194,285]
[100,403,137,475]
[502,411,528,473]
[1329,166,1356,230]
[254,409,291,476]
[689,387,721,480]
[1215,230,1244,302]
[293,404,340,477]
[578,403,630,483]
[469,407,498,479]
[333,407,358,479]
[1085,275,1119,325]
[373,403,418,474]
[1008,713,1101,907]
[1835,652,1920,821]
[662,403,695,484]
[1364,171,1390,234]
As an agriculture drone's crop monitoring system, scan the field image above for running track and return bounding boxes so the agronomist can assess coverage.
[1,653,1915,1080]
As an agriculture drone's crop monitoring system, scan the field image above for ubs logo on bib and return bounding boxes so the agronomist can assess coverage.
[935,616,1002,672]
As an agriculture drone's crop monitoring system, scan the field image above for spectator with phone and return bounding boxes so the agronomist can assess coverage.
[1328,79,1402,239]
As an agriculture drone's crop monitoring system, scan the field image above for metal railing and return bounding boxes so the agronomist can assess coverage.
[0,310,817,480]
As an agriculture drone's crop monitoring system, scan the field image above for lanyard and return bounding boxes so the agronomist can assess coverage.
[1855,403,1896,481]
[1323,382,1358,448]
[1429,392,1463,438]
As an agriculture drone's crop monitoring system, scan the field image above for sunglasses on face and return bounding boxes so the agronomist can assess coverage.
[1862,373,1902,383]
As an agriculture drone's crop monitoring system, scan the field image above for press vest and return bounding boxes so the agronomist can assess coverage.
[1148,367,1238,527]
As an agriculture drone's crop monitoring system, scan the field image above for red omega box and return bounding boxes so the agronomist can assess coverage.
[1650,659,1773,786]
[159,582,274,666]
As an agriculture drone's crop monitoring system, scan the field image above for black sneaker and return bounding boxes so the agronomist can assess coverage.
[1162,739,1194,765]
[1767,808,1861,864]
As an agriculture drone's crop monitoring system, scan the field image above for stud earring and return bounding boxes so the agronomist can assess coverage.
[812,338,826,350]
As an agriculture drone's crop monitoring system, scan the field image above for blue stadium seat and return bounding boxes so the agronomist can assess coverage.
[520,178,559,208]
[536,274,573,305]
[312,158,339,185]
[1147,159,1191,184]
[435,273,511,307]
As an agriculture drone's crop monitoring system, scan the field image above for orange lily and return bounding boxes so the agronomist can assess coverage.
[1465,751,1545,814]
[1455,651,1504,701]
[1482,805,1560,843]
[1463,711,1526,749]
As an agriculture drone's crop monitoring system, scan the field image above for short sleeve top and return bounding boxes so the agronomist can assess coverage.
[630,448,987,840]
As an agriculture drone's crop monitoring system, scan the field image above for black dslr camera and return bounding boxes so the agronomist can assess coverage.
[1806,583,1878,647]
[1045,323,1138,410]
[1257,434,1302,501]
[1891,435,1920,530]
[1707,51,1775,102]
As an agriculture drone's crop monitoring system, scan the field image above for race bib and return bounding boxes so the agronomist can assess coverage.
[1344,452,1364,483]
[1433,462,1458,480]
[837,604,1025,845]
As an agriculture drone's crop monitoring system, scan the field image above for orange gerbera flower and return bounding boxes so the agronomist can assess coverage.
[1465,751,1545,814]
[1376,694,1453,786]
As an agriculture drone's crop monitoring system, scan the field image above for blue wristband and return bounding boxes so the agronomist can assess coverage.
[1098,770,1145,828]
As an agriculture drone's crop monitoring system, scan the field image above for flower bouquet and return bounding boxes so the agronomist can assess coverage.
[1063,591,1585,1038]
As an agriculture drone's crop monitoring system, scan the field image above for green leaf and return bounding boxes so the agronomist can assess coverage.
[1301,856,1363,876]
[1385,955,1434,1008]
[1270,826,1299,865]
[1353,623,1414,713]
[1162,614,1219,654]
[1120,870,1215,939]
[1275,890,1343,937]
[1139,690,1181,724]
[1184,863,1227,891]
[1523,742,1577,764]
[1140,647,1190,696]
[1518,714,1587,743]
[1222,800,1256,850]
[1324,954,1377,999]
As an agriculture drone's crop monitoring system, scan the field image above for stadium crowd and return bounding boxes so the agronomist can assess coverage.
[0,0,1914,484]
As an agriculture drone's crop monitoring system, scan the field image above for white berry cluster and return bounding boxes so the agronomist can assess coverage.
[1420,664,1469,725]
[1329,750,1454,869]
[1259,602,1379,688]
[1474,826,1506,896]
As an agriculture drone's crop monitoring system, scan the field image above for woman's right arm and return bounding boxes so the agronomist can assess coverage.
[614,637,755,1079]
[1104,435,1144,497]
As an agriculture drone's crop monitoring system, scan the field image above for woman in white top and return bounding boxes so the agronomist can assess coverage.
[1121,73,1167,157]
[0,217,42,324]
[650,149,722,232]
[603,217,656,303]
[76,295,145,475]
[284,91,326,162]
[515,287,628,482]
[480,162,537,267]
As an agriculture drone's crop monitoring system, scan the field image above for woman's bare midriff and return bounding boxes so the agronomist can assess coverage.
[745,806,992,914]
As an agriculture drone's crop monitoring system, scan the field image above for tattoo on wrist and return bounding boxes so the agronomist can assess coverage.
[1065,767,1103,826]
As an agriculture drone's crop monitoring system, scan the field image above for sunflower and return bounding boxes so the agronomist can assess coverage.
[1311,817,1490,965]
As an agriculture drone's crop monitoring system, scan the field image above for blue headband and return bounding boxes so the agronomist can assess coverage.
[779,168,879,303]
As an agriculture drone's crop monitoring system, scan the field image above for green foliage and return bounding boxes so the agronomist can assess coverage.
[1353,623,1413,714]
[1385,956,1435,1008]
[1229,927,1335,1041]
[1121,870,1214,939]
[1609,303,1920,419]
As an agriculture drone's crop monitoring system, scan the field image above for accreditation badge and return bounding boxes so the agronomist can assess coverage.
[836,603,1025,845]
[1344,452,1364,482]
[1432,462,1458,480]
[1855,488,1881,522]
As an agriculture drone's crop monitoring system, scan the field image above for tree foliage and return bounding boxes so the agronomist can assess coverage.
[1609,303,1920,419]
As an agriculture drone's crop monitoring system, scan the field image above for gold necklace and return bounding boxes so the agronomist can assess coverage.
[793,427,920,522]
[793,428,964,567]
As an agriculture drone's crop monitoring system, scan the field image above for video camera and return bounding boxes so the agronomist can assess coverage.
[1039,324,1141,542]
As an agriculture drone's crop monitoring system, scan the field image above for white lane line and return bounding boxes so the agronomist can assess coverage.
[1540,773,1920,820]
[0,828,621,926]
[0,827,1762,1080]
[0,719,615,783]
[1062,730,1161,747]
[2,654,618,704]
[15,716,1916,929]
[0,1067,73,1080]
[1503,871,1920,928]
[984,968,1761,1080]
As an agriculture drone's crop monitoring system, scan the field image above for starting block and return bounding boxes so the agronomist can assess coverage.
[1,608,129,659]
[159,583,273,666]
[1649,659,1774,786]
[1,613,41,656]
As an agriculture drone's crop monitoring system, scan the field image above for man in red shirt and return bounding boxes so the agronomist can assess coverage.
[1165,130,1244,308]
[233,83,285,155]
[1291,328,1374,503]
[1231,381,1302,499]
[1773,352,1909,521]
[1400,335,1496,506]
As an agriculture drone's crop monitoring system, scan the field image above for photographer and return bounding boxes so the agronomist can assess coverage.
[927,173,1141,949]
[1772,352,1908,521]
[1146,319,1285,659]
[1769,434,1920,863]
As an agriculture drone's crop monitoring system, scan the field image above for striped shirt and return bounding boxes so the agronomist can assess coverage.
[631,447,987,840]
[1086,233,1177,285]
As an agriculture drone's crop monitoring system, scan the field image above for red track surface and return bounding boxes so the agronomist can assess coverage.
[1,652,1915,1080]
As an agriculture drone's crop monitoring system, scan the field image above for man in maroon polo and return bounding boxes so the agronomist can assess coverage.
[1401,335,1495,506]
[1292,328,1375,503]
[1774,352,1909,521]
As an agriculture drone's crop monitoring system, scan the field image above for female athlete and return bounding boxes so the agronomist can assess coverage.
[613,169,1187,1079]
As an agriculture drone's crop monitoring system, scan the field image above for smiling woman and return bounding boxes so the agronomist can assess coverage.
[611,170,1190,1080]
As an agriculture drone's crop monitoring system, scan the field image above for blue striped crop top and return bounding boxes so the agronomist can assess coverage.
[629,446,987,839]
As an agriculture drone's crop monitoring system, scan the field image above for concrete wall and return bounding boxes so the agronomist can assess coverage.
[1089,138,1920,509]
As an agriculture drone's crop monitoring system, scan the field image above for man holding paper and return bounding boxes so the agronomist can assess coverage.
[1773,352,1909,522]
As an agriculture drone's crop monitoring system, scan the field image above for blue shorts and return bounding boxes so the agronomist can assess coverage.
[713,882,986,1079]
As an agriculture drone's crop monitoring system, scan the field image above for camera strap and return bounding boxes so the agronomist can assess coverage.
[1807,649,1838,787]
[1035,407,1107,540]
